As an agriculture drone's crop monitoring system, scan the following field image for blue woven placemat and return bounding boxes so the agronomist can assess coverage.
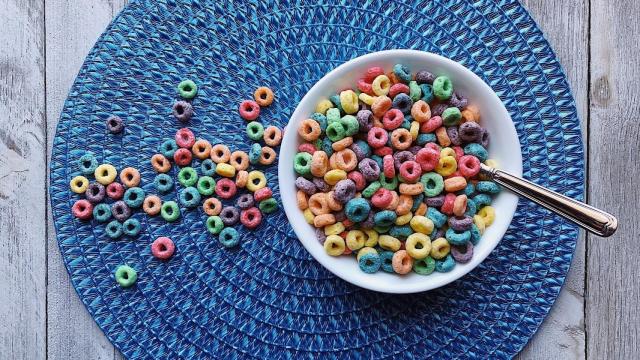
[50,0,584,358]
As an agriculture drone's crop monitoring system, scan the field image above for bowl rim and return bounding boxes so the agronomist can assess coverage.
[278,49,522,293]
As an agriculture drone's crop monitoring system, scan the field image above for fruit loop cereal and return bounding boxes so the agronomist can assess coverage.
[294,64,500,276]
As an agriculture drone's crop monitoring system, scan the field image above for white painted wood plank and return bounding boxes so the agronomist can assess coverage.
[45,1,127,359]
[0,0,47,359]
[516,1,588,359]
[588,0,640,359]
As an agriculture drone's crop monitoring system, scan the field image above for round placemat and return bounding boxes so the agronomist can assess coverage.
[50,0,584,358]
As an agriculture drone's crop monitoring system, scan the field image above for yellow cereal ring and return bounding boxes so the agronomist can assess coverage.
[358,93,376,106]
[94,164,117,185]
[430,237,450,259]
[315,99,334,114]
[356,246,378,262]
[406,233,432,259]
[479,159,499,180]
[410,216,434,235]
[440,147,456,158]
[395,212,413,226]
[346,230,366,250]
[303,208,315,224]
[324,222,345,236]
[324,235,345,256]
[478,206,495,227]
[246,170,266,192]
[410,121,420,141]
[324,169,347,185]
[372,75,391,96]
[216,163,236,178]
[435,156,457,177]
[474,214,486,234]
[70,176,89,194]
[363,229,379,247]
[379,235,401,252]
[340,90,359,114]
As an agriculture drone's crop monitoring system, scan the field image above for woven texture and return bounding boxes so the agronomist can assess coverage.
[50,0,584,358]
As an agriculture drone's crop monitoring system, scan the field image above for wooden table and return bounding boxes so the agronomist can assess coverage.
[1,0,636,358]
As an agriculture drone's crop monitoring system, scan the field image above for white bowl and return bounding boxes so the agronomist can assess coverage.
[278,50,522,293]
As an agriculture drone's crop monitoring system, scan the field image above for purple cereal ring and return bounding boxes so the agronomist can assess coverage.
[448,92,468,109]
[360,210,375,229]
[446,126,461,146]
[350,143,367,162]
[432,228,446,240]
[415,70,435,84]
[393,150,415,170]
[236,193,255,210]
[333,179,356,204]
[357,110,374,132]
[425,195,445,207]
[358,158,381,182]
[334,210,347,222]
[316,228,327,244]
[295,176,317,195]
[85,182,105,203]
[312,177,330,193]
[220,206,240,226]
[111,200,131,222]
[430,103,448,117]
[172,100,194,122]
[480,128,490,148]
[448,216,473,231]
[451,242,474,263]
[106,116,124,134]
[408,145,422,155]
[459,122,482,143]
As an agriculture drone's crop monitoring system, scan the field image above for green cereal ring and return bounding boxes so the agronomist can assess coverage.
[179,187,201,208]
[178,167,198,187]
[206,216,224,235]
[294,152,313,176]
[259,198,278,214]
[78,153,99,176]
[123,187,145,208]
[421,172,444,197]
[122,218,142,236]
[249,143,262,165]
[178,79,197,99]
[161,201,180,222]
[197,176,216,196]
[373,224,391,234]
[93,203,112,222]
[200,159,216,176]
[409,81,422,102]
[340,115,359,136]
[379,174,398,190]
[219,227,240,248]
[442,107,462,126]
[433,76,453,100]
[413,256,436,275]
[362,181,381,198]
[246,121,265,141]
[325,122,346,142]
[105,220,123,239]
[326,107,341,124]
[115,265,137,288]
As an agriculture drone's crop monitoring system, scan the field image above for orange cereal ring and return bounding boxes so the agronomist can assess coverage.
[313,213,336,228]
[263,126,282,147]
[308,193,330,215]
[463,104,480,122]
[151,154,171,173]
[444,176,467,192]
[395,194,413,215]
[310,151,329,177]
[329,153,338,169]
[411,100,431,122]
[254,86,274,107]
[453,194,468,217]
[331,137,353,151]
[203,197,222,216]
[385,191,400,211]
[210,144,231,163]
[297,190,309,210]
[392,250,414,274]
[235,170,248,188]
[298,119,321,141]
[387,71,401,85]
[326,191,343,211]
[143,195,162,216]
[230,150,249,171]
[399,183,424,196]
[192,139,212,160]
[120,167,141,187]
[415,202,428,216]
[334,149,357,172]
[390,128,412,150]
[435,126,451,147]
[259,146,277,165]
[371,96,392,117]
[372,116,384,128]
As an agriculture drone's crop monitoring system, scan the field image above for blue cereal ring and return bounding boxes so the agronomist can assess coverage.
[179,187,201,208]
[389,225,412,239]
[122,218,142,236]
[464,143,489,162]
[379,251,395,273]
[249,143,262,165]
[427,207,448,228]
[159,139,178,158]
[446,228,471,246]
[393,64,411,82]
[311,112,327,132]
[435,255,456,272]
[329,94,344,114]
[416,133,436,145]
[374,210,397,227]
[321,137,334,157]
[123,187,145,208]
[354,140,371,158]
[476,181,501,194]
[78,153,99,175]
[219,227,240,248]
[345,198,371,223]
[154,173,174,193]
[464,198,478,217]
[93,203,112,222]
[470,224,482,245]
[200,159,217,176]
[371,155,383,169]
[463,183,476,197]
[393,93,413,114]
[373,224,391,234]
[411,194,424,211]
[473,193,492,207]
[358,252,382,274]
[420,84,434,103]
[105,220,123,239]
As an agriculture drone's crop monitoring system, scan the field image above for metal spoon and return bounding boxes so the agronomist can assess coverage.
[480,164,617,237]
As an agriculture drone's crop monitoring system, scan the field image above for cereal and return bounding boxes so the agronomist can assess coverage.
[106,115,124,134]
[392,250,414,274]
[236,193,255,210]
[120,167,141,188]
[115,265,137,287]
[160,201,180,222]
[173,148,192,166]
[151,154,171,173]
[241,207,263,229]
[246,121,264,141]
[122,218,142,236]
[72,199,93,220]
[92,203,111,222]
[258,198,278,214]
[159,139,178,158]
[206,216,224,235]
[220,206,240,226]
[154,173,174,193]
[246,171,266,192]
[263,126,282,146]
[123,187,145,208]
[175,128,196,149]
[254,187,272,202]
[143,195,162,216]
[192,139,212,159]
[78,153,99,175]
[235,170,248,188]
[230,150,250,171]
[203,197,222,216]
[172,100,194,122]
[94,164,117,185]
[239,100,260,121]
[216,163,236,178]
[249,143,262,165]
[210,144,231,163]
[197,176,216,196]
[254,87,274,107]
[215,178,237,199]
[218,227,240,247]
[105,220,123,239]
[111,201,131,222]
[178,79,197,99]
[70,176,89,194]
[259,146,277,165]
[151,237,175,260]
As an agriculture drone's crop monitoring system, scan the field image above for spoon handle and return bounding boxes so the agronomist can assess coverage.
[480,164,617,237]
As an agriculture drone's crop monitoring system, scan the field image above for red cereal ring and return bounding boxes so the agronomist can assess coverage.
[357,78,374,95]
[240,207,263,229]
[151,237,175,260]
[420,116,443,133]
[175,128,196,148]
[453,146,464,161]
[298,143,316,154]
[441,193,456,215]
[388,83,410,99]
[253,187,273,202]
[459,155,481,178]
[72,199,93,220]
[382,109,404,130]
[367,127,388,148]
[106,182,125,200]
[173,148,192,166]
[364,66,385,82]
[399,161,422,183]
[215,178,237,199]
[371,188,393,208]
[383,155,395,178]
[347,171,366,191]
[239,100,260,121]
[374,146,393,157]
[416,147,440,172]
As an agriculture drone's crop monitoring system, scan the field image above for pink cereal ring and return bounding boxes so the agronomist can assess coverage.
[175,128,195,148]
[388,83,410,99]
[151,237,175,260]
[383,155,395,178]
[371,188,393,208]
[392,250,413,274]
[367,127,388,148]
[72,199,93,220]
[371,96,392,117]
[106,182,125,200]
[253,187,273,202]
[298,143,316,154]
[374,146,393,157]
[453,146,464,161]
[425,142,441,152]
[399,161,422,183]
[459,155,481,178]
[441,193,456,215]
[445,170,463,179]
[411,100,431,123]
[240,207,263,229]
[420,116,443,133]
[416,147,440,172]
[239,100,260,121]
[347,171,366,191]
[364,66,385,82]
[382,109,404,130]
[215,178,237,199]
[173,148,192,166]
[357,78,374,95]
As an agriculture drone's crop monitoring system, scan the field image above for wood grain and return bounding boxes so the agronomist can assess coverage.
[587,0,640,359]
[0,0,46,359]
[45,1,127,359]
[516,0,589,358]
